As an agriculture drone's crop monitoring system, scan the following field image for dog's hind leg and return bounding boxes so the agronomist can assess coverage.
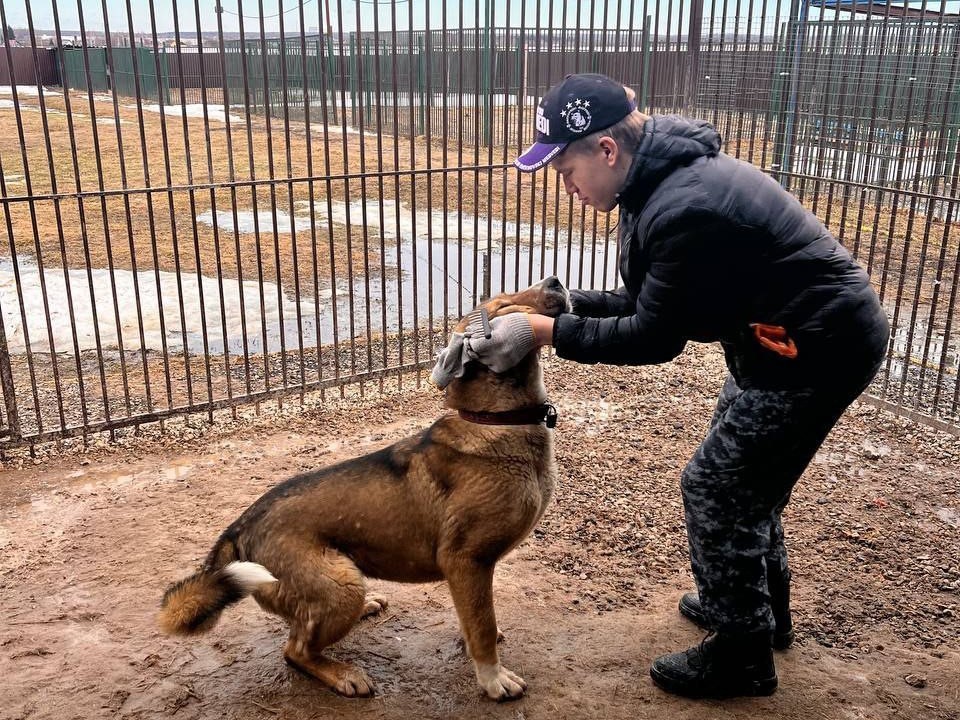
[263,547,376,698]
[361,593,388,618]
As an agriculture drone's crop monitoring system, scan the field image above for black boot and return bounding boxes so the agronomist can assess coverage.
[650,631,778,698]
[678,588,795,650]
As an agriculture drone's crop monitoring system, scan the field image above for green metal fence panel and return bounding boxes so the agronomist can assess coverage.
[111,47,169,104]
[61,47,109,92]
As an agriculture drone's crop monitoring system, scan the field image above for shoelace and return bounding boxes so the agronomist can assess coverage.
[687,633,714,677]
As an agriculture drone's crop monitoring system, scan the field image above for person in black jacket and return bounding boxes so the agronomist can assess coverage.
[453,73,889,698]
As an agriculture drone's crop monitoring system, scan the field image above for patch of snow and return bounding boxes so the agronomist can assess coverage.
[196,209,317,236]
[0,85,61,96]
[131,103,244,123]
[0,254,318,355]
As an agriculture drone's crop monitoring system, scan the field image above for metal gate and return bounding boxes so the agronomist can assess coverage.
[1,0,958,448]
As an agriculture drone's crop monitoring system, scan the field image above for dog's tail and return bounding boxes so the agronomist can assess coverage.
[158,560,277,636]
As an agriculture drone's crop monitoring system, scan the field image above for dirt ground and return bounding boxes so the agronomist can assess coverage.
[2,344,959,720]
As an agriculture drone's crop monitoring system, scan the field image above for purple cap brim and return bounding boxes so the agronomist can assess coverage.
[514,141,567,172]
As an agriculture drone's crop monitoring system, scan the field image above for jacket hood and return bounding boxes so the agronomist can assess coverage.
[617,115,721,211]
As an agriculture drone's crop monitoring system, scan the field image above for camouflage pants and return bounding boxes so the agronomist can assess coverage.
[681,370,875,634]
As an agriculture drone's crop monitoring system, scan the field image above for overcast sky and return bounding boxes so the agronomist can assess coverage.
[3,0,959,36]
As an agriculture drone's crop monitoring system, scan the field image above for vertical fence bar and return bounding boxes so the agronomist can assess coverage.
[920,26,960,416]
[191,1,231,418]
[472,14,482,302]
[21,22,70,440]
[73,0,118,431]
[298,0,323,397]
[123,0,174,416]
[370,8,389,390]
[885,0,944,405]
[170,0,215,419]
[335,0,358,393]
[456,4,466,320]
[352,0,374,391]
[103,0,154,425]
[423,6,435,364]
[147,0,194,411]
[485,7,497,298]
[277,0,307,396]
[214,0,245,414]
[389,0,404,389]
[5,0,71,437]
[851,3,896,271]
[441,9,452,340]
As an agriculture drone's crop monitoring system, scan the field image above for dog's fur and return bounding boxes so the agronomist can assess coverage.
[158,277,571,700]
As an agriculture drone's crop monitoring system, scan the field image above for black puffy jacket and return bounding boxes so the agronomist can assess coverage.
[552,115,889,390]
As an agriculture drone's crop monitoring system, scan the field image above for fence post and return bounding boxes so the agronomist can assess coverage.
[418,35,425,135]
[641,16,651,111]
[684,0,704,116]
[350,33,357,127]
[325,35,338,124]
[365,38,372,126]
[482,26,492,147]
[778,0,811,190]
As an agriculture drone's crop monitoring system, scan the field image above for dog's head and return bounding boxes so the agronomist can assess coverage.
[434,276,571,412]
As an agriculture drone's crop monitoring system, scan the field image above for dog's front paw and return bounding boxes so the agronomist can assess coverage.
[475,663,527,701]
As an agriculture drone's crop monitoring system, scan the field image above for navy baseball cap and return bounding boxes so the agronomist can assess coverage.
[515,73,636,172]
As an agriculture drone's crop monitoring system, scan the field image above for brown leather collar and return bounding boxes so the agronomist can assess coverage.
[458,403,557,429]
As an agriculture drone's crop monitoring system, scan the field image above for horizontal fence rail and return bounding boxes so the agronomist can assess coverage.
[0,0,958,448]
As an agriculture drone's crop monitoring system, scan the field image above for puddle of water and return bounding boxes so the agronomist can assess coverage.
[887,314,960,381]
[30,495,52,514]
[162,465,194,481]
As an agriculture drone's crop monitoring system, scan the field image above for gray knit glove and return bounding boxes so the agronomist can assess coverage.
[463,312,537,373]
[430,332,468,388]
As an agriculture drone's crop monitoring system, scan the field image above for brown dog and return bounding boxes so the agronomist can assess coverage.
[158,277,570,700]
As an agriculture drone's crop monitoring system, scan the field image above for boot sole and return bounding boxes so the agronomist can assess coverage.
[649,665,779,698]
[678,598,795,651]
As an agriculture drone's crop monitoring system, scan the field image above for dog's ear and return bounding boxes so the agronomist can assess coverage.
[430,333,469,389]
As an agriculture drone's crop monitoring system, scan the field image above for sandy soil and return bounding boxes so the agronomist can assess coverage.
[2,344,959,720]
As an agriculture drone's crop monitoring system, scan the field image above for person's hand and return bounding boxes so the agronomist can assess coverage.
[463,312,538,373]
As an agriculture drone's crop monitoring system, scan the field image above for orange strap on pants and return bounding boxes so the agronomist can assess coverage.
[750,323,798,359]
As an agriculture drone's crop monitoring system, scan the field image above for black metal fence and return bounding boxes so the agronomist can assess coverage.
[0,0,958,448]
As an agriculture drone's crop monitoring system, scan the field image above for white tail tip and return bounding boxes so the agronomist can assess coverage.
[223,561,278,592]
